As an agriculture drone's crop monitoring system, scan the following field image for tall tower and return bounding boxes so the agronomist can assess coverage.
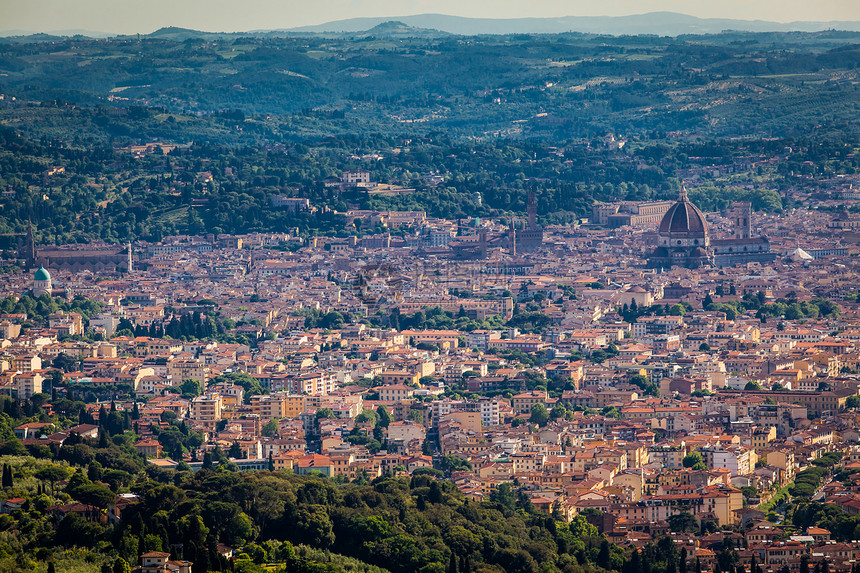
[127,243,133,274]
[478,228,488,259]
[527,192,537,229]
[732,201,752,240]
[509,218,517,258]
[23,220,36,269]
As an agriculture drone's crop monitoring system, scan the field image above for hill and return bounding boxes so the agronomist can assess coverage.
[356,20,450,39]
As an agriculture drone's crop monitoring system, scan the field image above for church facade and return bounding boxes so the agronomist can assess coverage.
[711,201,776,267]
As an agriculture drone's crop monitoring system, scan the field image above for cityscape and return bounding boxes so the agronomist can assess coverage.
[2,7,860,573]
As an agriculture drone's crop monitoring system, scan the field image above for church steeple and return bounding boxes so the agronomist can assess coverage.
[24,219,36,269]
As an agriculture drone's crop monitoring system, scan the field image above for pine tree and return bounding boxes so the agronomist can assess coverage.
[679,548,688,573]
[229,441,242,459]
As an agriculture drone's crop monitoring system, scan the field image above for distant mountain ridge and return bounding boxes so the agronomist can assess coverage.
[3,11,860,39]
[284,11,860,36]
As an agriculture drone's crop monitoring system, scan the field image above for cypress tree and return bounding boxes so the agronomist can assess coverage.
[597,540,611,569]
[447,552,458,573]
[627,548,641,573]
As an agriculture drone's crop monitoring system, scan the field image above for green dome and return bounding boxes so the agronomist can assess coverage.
[34,267,51,281]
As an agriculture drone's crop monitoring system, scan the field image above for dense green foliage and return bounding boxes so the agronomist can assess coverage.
[0,294,104,324]
[2,32,860,243]
[0,387,705,573]
[788,466,830,500]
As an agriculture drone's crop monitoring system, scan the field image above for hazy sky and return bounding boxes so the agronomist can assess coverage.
[4,0,860,34]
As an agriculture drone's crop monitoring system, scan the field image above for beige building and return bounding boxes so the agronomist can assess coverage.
[167,358,209,384]
[387,421,426,446]
[512,390,551,415]
[377,384,415,402]
[191,393,223,426]
[11,355,41,372]
[15,372,43,399]
[378,371,422,386]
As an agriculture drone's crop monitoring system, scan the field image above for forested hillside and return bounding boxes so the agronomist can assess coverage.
[1,29,859,243]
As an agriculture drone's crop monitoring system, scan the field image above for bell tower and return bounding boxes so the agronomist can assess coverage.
[732,202,752,240]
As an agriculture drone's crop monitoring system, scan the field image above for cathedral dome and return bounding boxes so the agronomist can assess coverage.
[658,187,708,237]
[34,267,51,281]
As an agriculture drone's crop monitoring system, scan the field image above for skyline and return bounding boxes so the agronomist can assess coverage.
[3,0,860,35]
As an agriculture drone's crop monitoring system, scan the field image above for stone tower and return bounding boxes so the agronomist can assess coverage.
[23,220,36,269]
[732,201,752,240]
[527,192,537,229]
